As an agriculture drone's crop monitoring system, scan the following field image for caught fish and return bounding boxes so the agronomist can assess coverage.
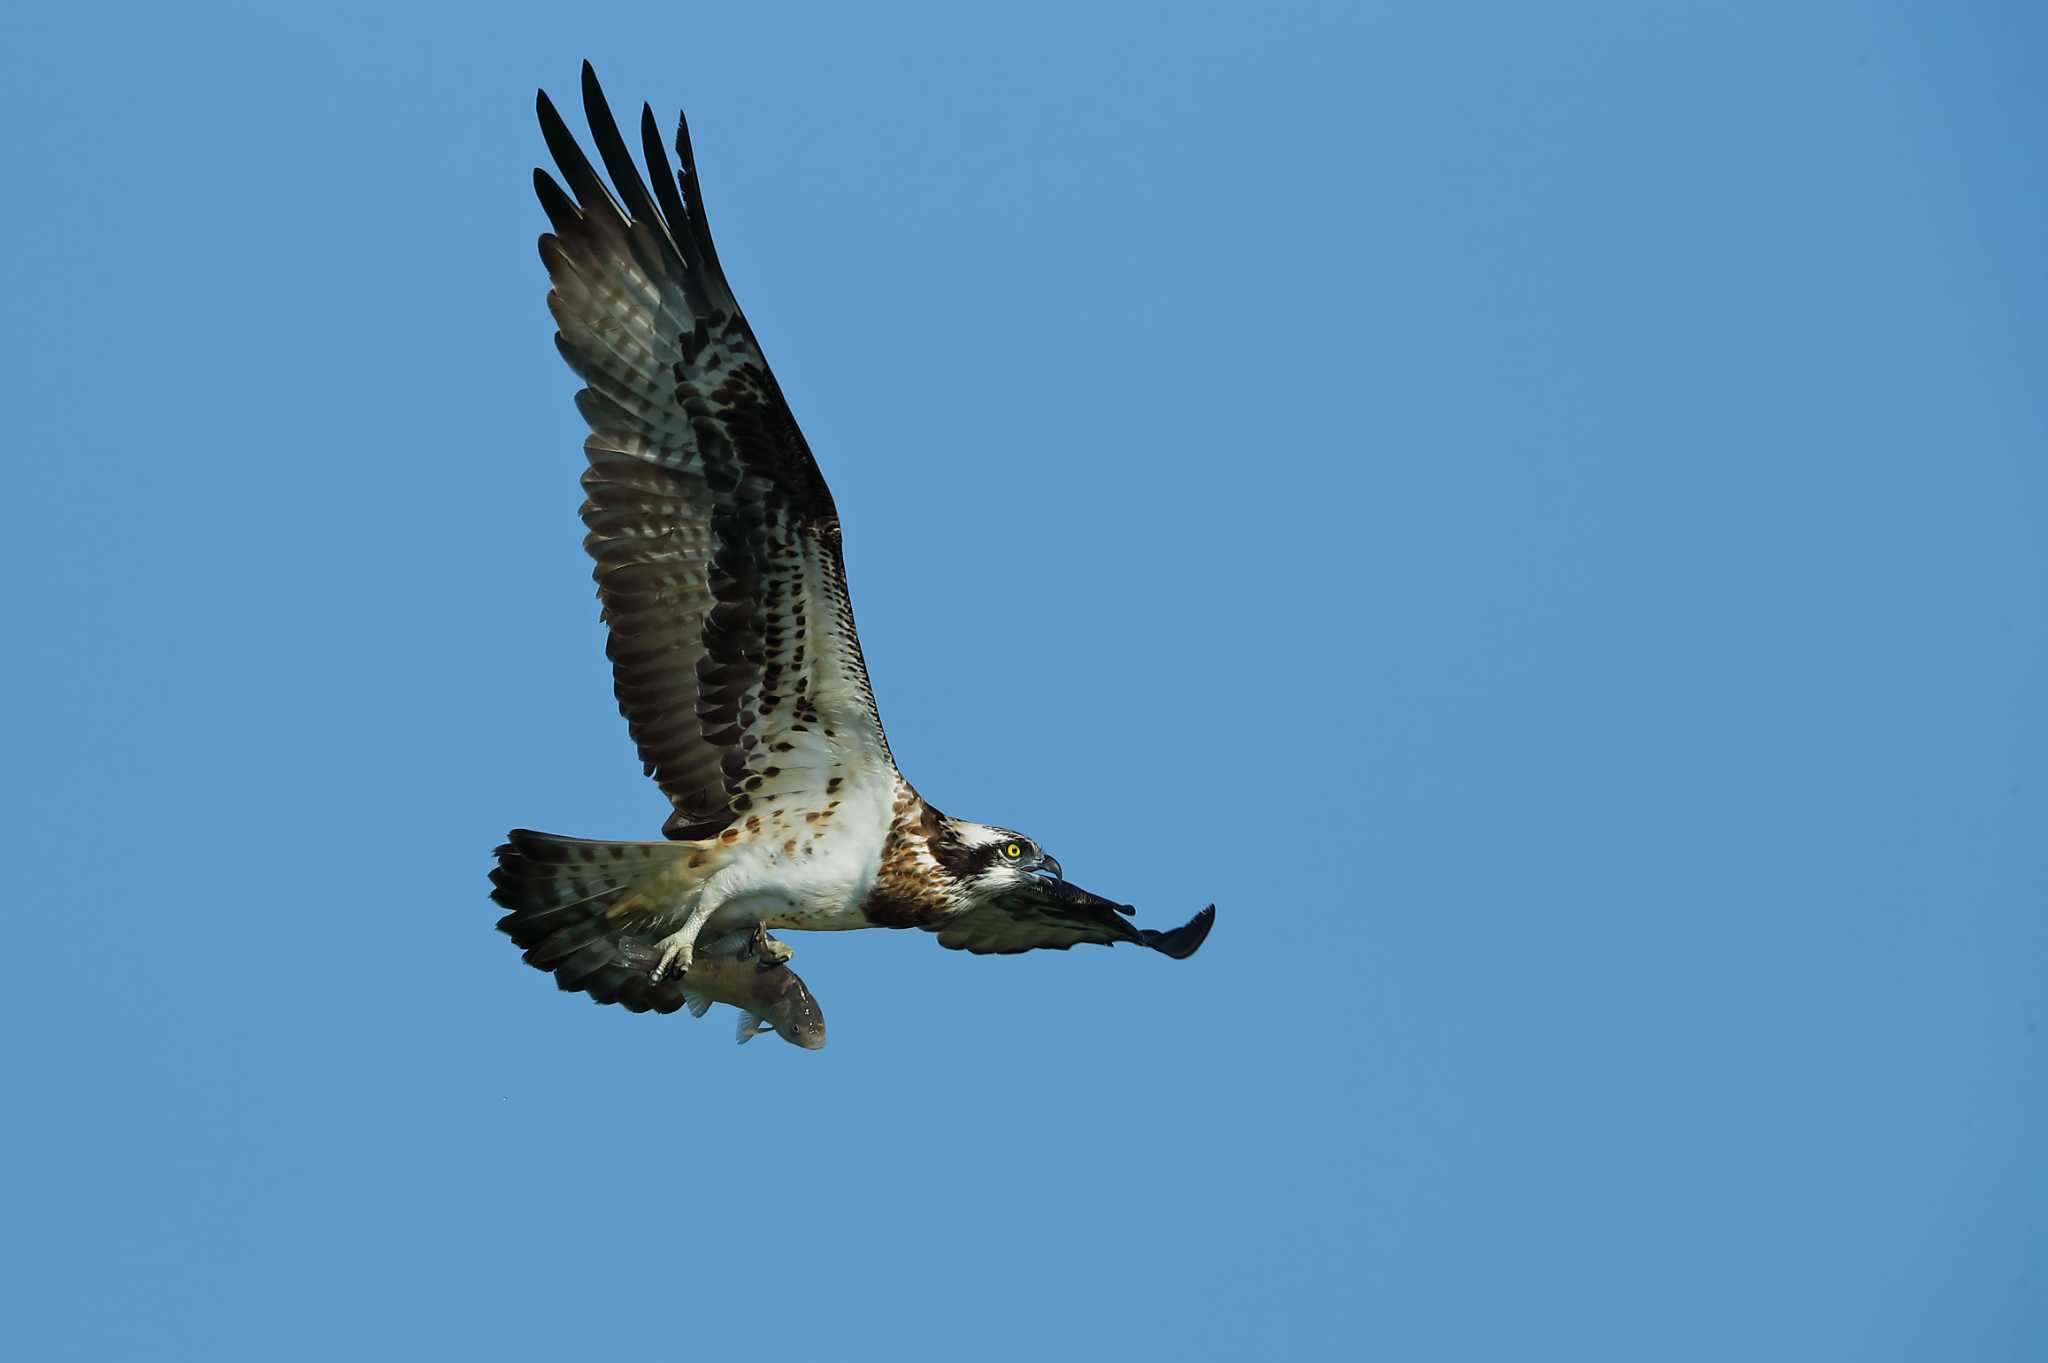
[640,930,827,1050]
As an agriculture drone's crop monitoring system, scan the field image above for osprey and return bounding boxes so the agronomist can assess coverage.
[491,65,1214,1028]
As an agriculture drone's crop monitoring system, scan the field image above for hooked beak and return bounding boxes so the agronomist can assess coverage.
[1038,853,1065,882]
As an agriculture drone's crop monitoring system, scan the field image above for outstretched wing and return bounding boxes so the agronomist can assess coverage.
[535,64,893,836]
[934,879,1216,958]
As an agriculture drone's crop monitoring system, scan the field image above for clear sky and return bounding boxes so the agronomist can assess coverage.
[3,2,2043,1358]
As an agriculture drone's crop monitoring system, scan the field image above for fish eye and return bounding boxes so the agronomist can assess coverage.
[1003,841,1023,860]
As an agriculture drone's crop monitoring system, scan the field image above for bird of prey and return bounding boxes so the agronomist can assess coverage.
[490,65,1214,1029]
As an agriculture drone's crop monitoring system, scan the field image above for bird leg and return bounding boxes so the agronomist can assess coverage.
[647,892,724,983]
[751,926,794,966]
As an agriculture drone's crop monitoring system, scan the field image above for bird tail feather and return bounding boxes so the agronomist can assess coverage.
[488,828,704,1013]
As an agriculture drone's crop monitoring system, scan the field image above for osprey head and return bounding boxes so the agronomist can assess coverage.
[918,807,1211,957]
[934,819,1066,901]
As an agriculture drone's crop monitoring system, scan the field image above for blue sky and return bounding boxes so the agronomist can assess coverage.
[4,2,2044,1358]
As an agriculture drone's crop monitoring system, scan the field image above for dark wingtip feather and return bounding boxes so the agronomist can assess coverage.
[640,102,699,273]
[672,108,726,281]
[579,62,673,247]
[535,86,567,147]
[536,82,620,219]
[1142,905,1215,960]
[533,169,585,242]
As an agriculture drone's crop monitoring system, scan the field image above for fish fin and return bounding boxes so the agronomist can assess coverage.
[735,1011,767,1044]
[681,988,713,1018]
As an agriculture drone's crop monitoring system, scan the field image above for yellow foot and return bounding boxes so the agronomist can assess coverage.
[648,931,696,982]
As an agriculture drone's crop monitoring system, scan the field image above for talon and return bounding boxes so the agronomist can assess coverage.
[752,926,794,965]
[649,935,695,983]
[642,882,722,985]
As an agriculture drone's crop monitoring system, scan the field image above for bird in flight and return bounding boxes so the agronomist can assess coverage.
[490,64,1214,1033]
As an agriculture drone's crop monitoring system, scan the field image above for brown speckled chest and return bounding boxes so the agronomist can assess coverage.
[861,785,958,929]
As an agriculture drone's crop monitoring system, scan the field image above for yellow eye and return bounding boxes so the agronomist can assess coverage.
[1004,842,1023,860]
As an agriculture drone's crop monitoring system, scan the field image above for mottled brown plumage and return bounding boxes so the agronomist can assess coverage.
[489,66,1212,1037]
[864,784,958,930]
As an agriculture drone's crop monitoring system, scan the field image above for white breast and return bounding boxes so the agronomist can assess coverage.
[704,763,897,934]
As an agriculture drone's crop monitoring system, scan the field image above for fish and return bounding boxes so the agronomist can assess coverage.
[628,930,826,1050]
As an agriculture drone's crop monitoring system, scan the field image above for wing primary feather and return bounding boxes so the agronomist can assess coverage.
[672,109,728,287]
[579,62,689,276]
[640,103,701,274]
[535,88,623,221]
[532,168,583,237]
[1141,905,1216,960]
